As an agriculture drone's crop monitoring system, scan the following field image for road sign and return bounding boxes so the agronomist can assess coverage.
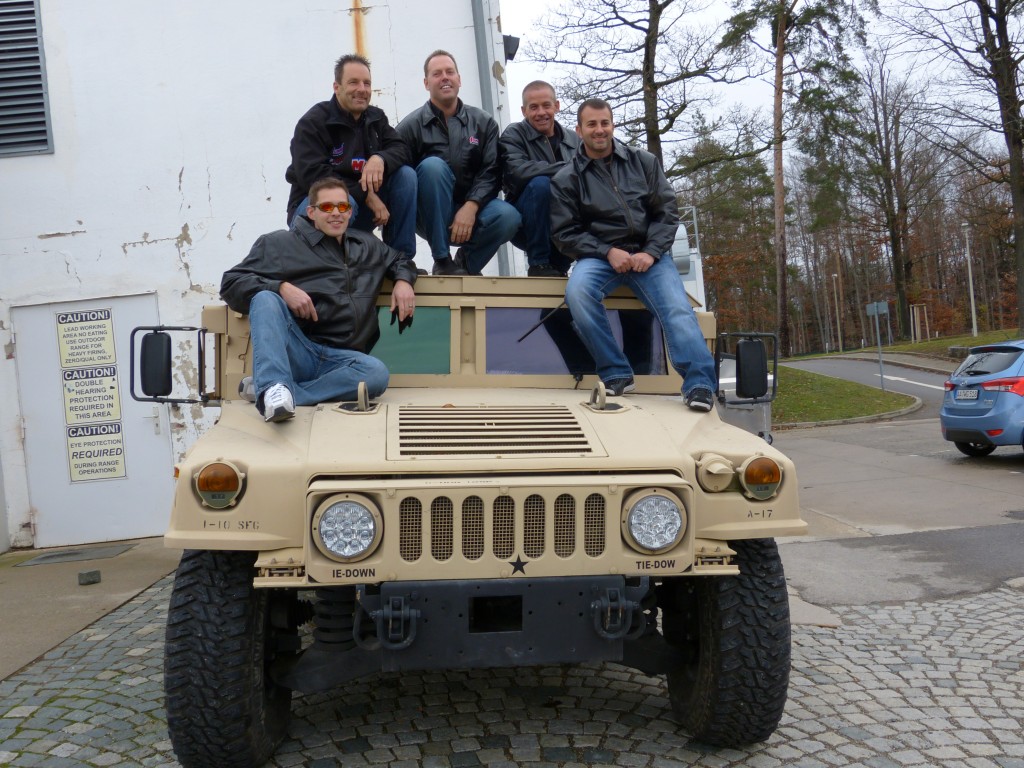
[866,301,888,317]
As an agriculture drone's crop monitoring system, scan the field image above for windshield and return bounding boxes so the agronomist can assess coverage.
[953,348,1023,378]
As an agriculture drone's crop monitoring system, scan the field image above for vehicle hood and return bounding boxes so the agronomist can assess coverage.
[196,388,777,476]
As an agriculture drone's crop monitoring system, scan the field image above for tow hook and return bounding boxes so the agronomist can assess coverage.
[373,595,420,650]
[591,587,644,640]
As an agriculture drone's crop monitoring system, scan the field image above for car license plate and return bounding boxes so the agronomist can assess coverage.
[955,388,979,400]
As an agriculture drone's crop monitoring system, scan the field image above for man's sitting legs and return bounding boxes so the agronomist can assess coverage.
[510,176,570,277]
[415,156,520,275]
[565,256,717,409]
[248,291,390,419]
[564,258,633,386]
[459,199,520,275]
[362,164,417,258]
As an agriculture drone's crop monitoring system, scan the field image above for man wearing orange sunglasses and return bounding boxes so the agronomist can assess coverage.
[221,178,418,423]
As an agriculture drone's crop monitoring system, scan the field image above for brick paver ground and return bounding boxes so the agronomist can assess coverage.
[1,577,1022,767]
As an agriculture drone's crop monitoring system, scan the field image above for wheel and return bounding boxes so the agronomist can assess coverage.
[954,441,996,457]
[164,550,294,768]
[659,538,791,746]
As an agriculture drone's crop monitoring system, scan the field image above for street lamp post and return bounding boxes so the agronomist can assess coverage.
[832,273,843,353]
[962,222,978,337]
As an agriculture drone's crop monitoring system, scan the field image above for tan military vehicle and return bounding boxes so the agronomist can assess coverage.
[132,274,806,768]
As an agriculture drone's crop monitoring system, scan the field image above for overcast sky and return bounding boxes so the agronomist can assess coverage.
[498,0,772,123]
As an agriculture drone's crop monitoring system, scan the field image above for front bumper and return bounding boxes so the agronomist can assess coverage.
[274,576,651,693]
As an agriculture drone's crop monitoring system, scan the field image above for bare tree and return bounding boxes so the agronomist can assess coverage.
[524,0,753,168]
[874,0,1024,333]
[853,47,945,338]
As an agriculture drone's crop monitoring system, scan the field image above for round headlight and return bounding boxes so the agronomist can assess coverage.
[313,496,382,562]
[623,490,686,553]
[739,456,782,500]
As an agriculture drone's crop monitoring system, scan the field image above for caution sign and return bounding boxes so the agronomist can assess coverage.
[62,365,122,425]
[66,423,126,481]
[56,309,116,368]
[55,306,128,483]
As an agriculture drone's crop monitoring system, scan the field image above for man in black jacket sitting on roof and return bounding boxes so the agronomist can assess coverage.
[285,54,416,260]
[499,80,579,277]
[397,49,520,276]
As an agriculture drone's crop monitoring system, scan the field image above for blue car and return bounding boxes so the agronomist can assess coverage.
[940,340,1024,457]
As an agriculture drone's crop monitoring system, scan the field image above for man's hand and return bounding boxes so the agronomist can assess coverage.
[607,247,633,274]
[631,252,655,272]
[359,155,386,193]
[279,282,318,322]
[450,201,479,244]
[390,279,416,322]
[365,190,390,227]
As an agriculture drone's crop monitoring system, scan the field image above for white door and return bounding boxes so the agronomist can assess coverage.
[12,294,174,547]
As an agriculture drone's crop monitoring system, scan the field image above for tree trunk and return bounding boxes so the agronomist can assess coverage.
[773,7,791,355]
[644,0,663,164]
[977,0,1024,334]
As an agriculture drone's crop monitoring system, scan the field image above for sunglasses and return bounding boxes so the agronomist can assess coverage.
[313,201,352,213]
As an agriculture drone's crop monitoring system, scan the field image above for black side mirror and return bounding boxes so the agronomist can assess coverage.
[735,339,769,398]
[140,331,173,396]
[129,326,207,404]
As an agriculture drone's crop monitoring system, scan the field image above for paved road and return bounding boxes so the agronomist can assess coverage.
[1,576,1020,768]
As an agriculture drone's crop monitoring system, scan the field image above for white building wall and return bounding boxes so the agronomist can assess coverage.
[0,0,512,550]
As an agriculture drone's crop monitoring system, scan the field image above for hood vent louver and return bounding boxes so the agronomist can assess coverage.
[397,405,595,457]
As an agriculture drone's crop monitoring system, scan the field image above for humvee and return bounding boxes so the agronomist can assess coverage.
[132,274,805,768]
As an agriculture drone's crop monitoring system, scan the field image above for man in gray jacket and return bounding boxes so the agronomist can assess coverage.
[499,81,579,277]
[221,178,417,422]
[397,49,520,276]
[550,99,717,411]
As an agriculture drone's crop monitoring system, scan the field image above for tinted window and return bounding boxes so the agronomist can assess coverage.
[486,307,667,376]
[953,348,1024,377]
[373,307,450,374]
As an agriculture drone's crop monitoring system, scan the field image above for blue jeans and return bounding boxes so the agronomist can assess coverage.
[510,176,570,273]
[290,165,417,257]
[414,156,521,274]
[249,291,390,405]
[565,255,717,395]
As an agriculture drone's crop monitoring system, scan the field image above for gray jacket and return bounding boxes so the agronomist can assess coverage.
[498,119,579,203]
[550,139,679,261]
[220,217,417,353]
[396,99,501,207]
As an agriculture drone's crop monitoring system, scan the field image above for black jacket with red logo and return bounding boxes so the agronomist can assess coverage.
[396,99,501,207]
[285,97,410,223]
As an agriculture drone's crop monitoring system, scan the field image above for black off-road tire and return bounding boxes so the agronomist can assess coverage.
[164,550,293,768]
[661,538,791,746]
[954,441,996,457]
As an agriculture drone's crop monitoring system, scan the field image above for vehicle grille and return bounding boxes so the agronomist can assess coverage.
[396,405,594,457]
[398,491,607,562]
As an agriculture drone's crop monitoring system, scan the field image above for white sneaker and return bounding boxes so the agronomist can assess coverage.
[238,376,256,402]
[261,383,295,423]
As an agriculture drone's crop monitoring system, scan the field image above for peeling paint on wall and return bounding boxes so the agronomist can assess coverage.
[38,230,86,239]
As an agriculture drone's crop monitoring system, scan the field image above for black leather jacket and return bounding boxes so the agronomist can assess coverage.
[285,98,410,222]
[397,99,501,207]
[499,119,580,203]
[221,217,417,353]
[550,139,679,261]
